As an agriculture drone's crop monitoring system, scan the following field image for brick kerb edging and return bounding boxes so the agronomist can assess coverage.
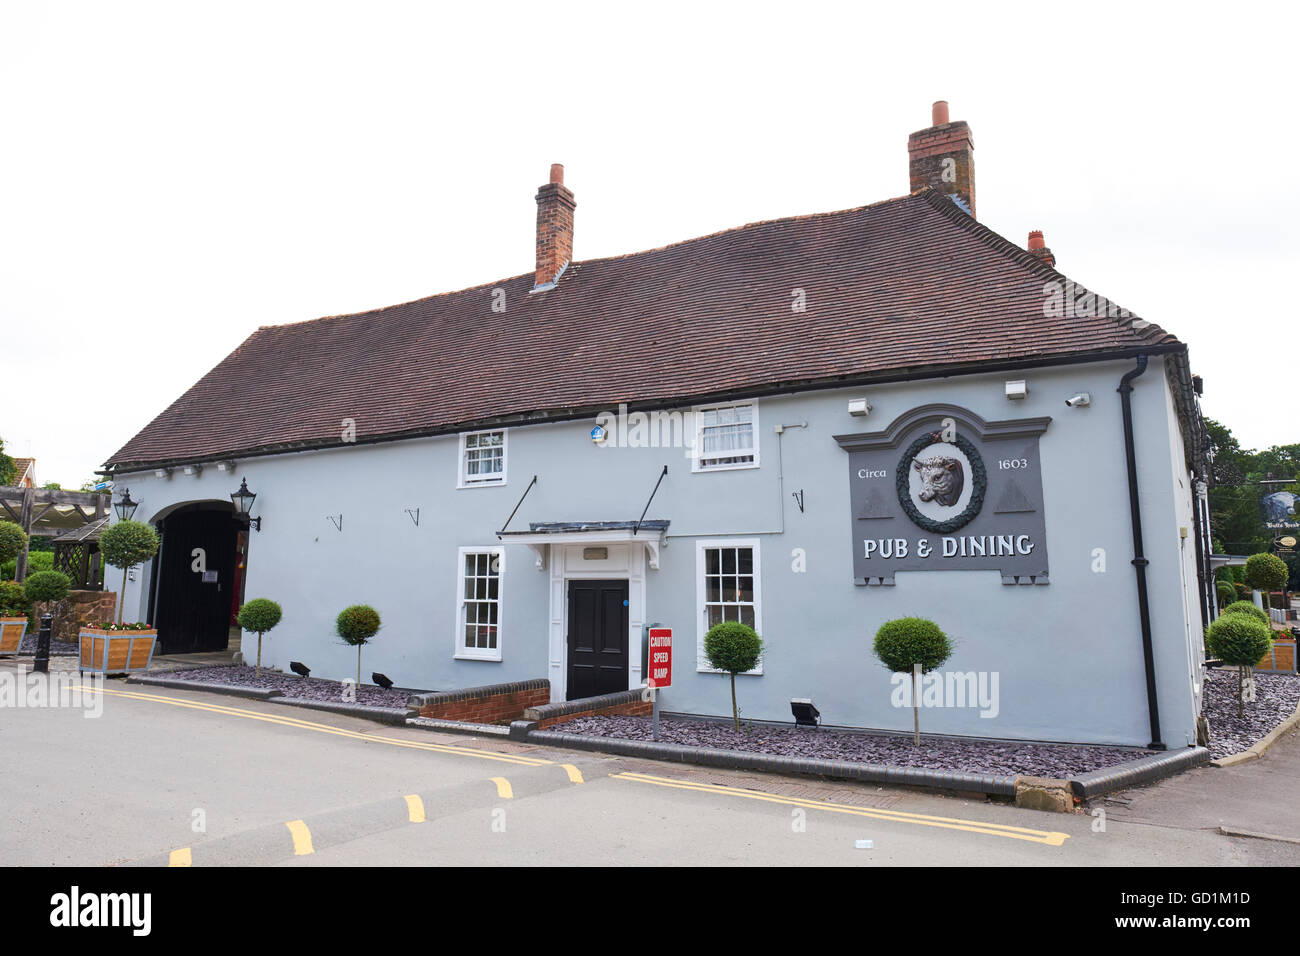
[1210,697,1300,767]
[1069,747,1211,801]
[525,729,1018,796]
[126,675,284,700]
[270,698,411,725]
[406,678,548,710]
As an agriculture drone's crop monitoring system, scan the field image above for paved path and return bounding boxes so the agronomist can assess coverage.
[1,671,1296,866]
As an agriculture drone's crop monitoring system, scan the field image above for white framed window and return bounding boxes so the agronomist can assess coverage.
[458,429,507,487]
[695,538,763,674]
[454,546,504,661]
[692,401,759,472]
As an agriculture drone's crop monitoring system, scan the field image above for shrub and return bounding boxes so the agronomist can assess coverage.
[99,520,159,623]
[703,621,764,731]
[99,520,160,570]
[1216,581,1237,608]
[2,551,54,580]
[1206,614,1273,717]
[1245,553,1290,610]
[237,598,283,677]
[336,605,381,686]
[24,570,71,606]
[1223,601,1269,625]
[0,521,26,565]
[873,617,952,745]
[0,581,26,617]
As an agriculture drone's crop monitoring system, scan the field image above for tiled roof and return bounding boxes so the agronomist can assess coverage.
[106,188,1181,470]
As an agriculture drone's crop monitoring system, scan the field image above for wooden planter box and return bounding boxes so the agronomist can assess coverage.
[1258,637,1297,674]
[0,617,27,657]
[79,628,157,675]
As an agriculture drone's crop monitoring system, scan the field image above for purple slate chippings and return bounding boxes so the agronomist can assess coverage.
[1201,668,1300,760]
[160,665,418,708]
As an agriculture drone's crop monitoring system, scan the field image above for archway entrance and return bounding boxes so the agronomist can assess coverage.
[149,502,244,654]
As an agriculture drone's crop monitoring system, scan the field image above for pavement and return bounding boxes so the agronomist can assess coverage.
[2,665,1298,866]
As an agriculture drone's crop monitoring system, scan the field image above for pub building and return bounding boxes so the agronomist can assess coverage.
[105,101,1212,749]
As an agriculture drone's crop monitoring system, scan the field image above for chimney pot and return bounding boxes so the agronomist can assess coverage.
[550,163,564,185]
[1026,230,1056,267]
[931,100,949,126]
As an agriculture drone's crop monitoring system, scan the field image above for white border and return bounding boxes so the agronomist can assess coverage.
[453,545,505,662]
[690,400,760,473]
[457,428,508,488]
[694,537,763,674]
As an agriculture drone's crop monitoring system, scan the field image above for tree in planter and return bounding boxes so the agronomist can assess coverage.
[1223,600,1270,626]
[873,617,952,746]
[237,598,283,677]
[1206,613,1273,718]
[703,621,764,732]
[0,521,26,572]
[98,521,160,624]
[336,605,381,687]
[0,581,27,618]
[1244,553,1289,614]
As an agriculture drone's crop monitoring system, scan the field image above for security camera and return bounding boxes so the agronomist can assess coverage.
[1065,392,1091,407]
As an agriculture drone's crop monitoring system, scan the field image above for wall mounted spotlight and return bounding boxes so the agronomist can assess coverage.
[791,698,821,727]
[182,464,203,476]
[153,467,172,479]
[1005,380,1028,401]
[847,399,872,417]
[217,460,237,472]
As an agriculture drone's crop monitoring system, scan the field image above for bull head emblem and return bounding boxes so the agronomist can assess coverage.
[914,456,964,508]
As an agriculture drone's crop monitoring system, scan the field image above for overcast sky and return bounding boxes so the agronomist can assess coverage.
[2,2,1295,488]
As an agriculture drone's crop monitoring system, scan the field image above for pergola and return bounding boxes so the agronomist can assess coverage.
[0,486,111,582]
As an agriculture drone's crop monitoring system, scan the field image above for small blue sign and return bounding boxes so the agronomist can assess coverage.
[590,425,607,444]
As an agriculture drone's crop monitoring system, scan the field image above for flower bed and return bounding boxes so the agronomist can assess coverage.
[553,714,1151,777]
[1201,668,1300,759]
[161,665,421,708]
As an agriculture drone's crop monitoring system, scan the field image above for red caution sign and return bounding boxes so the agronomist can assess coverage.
[647,627,672,688]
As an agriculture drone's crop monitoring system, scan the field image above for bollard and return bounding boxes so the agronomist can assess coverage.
[33,613,52,674]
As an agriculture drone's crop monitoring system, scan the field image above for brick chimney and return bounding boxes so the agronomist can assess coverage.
[534,163,575,289]
[908,100,976,218]
[1027,230,1056,268]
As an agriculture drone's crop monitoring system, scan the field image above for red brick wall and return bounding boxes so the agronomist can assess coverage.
[538,698,651,730]
[419,686,550,724]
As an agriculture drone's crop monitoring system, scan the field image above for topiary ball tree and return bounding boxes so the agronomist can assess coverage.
[24,570,71,607]
[1206,613,1273,717]
[873,617,952,746]
[237,598,283,677]
[336,605,381,687]
[0,521,27,566]
[1223,600,1270,626]
[0,580,26,617]
[1244,553,1289,612]
[703,621,764,731]
[99,520,160,623]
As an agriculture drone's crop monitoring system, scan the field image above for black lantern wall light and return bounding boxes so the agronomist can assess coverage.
[114,488,139,521]
[231,478,262,531]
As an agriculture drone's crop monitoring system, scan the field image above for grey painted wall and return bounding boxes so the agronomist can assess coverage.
[116,355,1202,748]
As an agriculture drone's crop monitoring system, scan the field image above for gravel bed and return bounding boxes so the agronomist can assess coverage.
[1202,668,1300,759]
[17,634,78,656]
[552,714,1152,778]
[159,664,422,708]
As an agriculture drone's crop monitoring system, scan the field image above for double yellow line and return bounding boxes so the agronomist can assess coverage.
[612,772,1071,846]
[75,685,554,767]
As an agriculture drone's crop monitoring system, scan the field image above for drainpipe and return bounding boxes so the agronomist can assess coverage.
[1118,355,1164,750]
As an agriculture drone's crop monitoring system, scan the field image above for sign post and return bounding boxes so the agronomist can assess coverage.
[647,627,672,741]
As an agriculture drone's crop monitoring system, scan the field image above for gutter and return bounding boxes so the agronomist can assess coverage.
[1118,354,1164,750]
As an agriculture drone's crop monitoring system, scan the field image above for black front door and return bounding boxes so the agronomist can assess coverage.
[566,579,629,701]
[153,507,240,654]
